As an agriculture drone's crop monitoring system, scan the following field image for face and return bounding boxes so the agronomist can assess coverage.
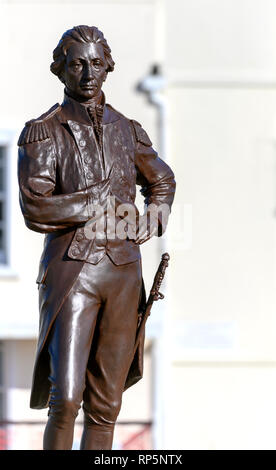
[61,42,108,101]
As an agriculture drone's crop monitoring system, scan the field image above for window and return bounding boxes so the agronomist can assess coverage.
[0,147,7,265]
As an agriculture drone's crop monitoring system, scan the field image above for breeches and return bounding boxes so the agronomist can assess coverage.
[44,254,142,450]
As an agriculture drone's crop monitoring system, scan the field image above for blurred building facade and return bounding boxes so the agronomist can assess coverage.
[1,0,276,450]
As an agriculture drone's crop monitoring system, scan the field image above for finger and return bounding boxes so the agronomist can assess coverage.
[135,226,157,244]
[134,231,148,244]
[135,222,148,242]
[137,234,152,245]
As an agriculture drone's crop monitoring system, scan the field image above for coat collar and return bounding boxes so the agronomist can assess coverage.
[60,91,120,126]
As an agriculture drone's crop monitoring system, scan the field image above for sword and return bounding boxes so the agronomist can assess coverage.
[134,252,170,351]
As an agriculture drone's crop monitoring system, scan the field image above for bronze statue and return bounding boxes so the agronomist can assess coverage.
[17,25,176,450]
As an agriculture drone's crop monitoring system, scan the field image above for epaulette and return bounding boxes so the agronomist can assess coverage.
[131,120,152,147]
[18,103,61,146]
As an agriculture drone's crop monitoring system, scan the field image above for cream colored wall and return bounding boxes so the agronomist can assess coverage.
[169,363,276,450]
[165,0,276,450]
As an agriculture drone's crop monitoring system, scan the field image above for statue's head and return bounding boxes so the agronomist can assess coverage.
[50,25,115,102]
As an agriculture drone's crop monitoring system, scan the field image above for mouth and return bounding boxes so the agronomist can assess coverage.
[81,83,97,90]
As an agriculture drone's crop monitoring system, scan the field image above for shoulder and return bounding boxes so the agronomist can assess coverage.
[129,119,152,147]
[105,103,126,120]
[105,103,129,126]
[18,103,61,146]
[106,104,152,147]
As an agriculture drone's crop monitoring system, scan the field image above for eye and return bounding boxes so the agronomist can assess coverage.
[92,60,103,69]
[70,61,82,71]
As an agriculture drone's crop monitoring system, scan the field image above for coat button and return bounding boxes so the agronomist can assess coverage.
[79,140,86,147]
[73,124,80,131]
[76,233,84,242]
[84,156,90,164]
[86,172,93,179]
[71,248,80,256]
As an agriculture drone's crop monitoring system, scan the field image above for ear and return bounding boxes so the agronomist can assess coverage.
[58,67,66,84]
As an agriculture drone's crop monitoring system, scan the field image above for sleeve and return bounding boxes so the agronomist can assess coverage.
[132,120,176,235]
[18,126,110,233]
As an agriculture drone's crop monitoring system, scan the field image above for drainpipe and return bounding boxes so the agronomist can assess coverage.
[136,65,167,164]
[136,65,171,450]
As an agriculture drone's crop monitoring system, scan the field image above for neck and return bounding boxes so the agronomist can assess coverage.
[65,88,103,106]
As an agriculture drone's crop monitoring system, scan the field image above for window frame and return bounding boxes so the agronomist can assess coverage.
[0,129,18,277]
[0,145,9,265]
[0,341,6,421]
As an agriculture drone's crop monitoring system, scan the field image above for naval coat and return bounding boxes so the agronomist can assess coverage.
[17,93,176,409]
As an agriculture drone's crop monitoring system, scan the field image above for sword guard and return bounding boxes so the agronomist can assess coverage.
[150,289,165,301]
[150,253,170,302]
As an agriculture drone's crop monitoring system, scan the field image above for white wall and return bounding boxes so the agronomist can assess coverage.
[165,0,276,449]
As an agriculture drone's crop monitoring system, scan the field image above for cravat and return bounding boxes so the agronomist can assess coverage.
[87,104,103,150]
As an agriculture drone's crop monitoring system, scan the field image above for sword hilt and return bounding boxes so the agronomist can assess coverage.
[150,252,170,301]
[137,252,170,328]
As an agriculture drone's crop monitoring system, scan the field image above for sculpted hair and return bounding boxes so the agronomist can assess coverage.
[50,25,115,81]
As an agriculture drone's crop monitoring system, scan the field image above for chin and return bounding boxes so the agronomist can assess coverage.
[66,87,99,102]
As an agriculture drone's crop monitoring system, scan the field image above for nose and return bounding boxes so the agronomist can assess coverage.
[83,64,94,81]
